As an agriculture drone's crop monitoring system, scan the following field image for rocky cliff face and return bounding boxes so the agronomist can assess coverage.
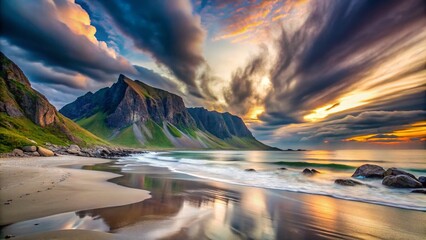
[0,52,106,152]
[188,107,253,140]
[61,75,274,150]
[0,52,59,127]
[60,74,196,129]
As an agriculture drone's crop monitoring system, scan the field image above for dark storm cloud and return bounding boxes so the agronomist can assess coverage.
[262,0,426,123]
[298,110,426,142]
[220,0,426,148]
[224,47,268,115]
[95,0,206,96]
[0,0,135,82]
[0,0,193,108]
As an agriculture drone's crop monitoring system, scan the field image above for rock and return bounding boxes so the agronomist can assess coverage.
[12,148,24,157]
[382,175,422,188]
[278,167,287,170]
[384,168,416,180]
[411,190,426,194]
[352,164,385,178]
[335,179,364,186]
[22,145,37,152]
[31,151,40,156]
[67,144,81,154]
[245,168,256,172]
[37,146,54,157]
[302,168,320,175]
[418,176,426,187]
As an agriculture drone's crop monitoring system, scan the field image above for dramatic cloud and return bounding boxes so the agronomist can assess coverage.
[263,0,426,123]
[0,0,192,108]
[0,0,135,82]
[224,47,269,116]
[195,0,308,43]
[94,0,206,97]
[264,111,426,148]
[1,0,424,148]
[222,0,426,147]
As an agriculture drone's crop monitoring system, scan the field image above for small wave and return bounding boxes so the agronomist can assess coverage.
[271,161,355,170]
[406,168,426,173]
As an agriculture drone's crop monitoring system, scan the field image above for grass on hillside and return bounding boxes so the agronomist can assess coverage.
[110,125,142,148]
[0,113,70,152]
[144,120,174,148]
[166,123,182,138]
[0,113,109,153]
[76,112,113,139]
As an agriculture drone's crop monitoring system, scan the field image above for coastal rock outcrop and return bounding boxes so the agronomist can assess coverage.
[418,176,426,187]
[352,164,385,178]
[302,168,320,175]
[382,175,422,188]
[411,190,426,194]
[384,168,416,180]
[335,179,364,186]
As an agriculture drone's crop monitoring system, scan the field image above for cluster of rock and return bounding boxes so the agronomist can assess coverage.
[9,143,145,159]
[302,168,320,175]
[11,146,54,157]
[335,164,425,193]
[46,143,145,158]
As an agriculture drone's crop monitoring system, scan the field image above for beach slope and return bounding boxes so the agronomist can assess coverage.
[0,156,150,226]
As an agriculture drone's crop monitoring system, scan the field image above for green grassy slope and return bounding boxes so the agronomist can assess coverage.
[0,113,108,152]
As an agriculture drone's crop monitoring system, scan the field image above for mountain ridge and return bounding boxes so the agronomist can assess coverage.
[60,75,275,150]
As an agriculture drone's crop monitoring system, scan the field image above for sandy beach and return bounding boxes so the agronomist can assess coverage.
[1,154,425,239]
[0,156,150,228]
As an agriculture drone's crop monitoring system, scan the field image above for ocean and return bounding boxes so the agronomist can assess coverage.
[121,150,426,211]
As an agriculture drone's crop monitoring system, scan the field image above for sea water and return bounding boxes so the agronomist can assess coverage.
[120,150,426,211]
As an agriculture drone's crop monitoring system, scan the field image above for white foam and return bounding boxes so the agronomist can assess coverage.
[122,153,426,211]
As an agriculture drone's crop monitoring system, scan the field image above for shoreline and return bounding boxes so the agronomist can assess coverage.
[170,168,426,212]
[0,155,151,226]
[1,153,425,239]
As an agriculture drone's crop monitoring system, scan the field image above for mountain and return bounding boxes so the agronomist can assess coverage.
[188,107,274,149]
[0,52,107,152]
[60,75,274,150]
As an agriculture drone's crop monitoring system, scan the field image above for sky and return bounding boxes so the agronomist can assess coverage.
[0,0,425,149]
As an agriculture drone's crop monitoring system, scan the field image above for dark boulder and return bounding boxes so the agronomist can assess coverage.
[418,176,426,187]
[384,168,416,180]
[278,167,287,170]
[22,146,37,152]
[245,168,256,172]
[302,168,319,175]
[352,164,385,178]
[335,179,364,186]
[382,175,422,188]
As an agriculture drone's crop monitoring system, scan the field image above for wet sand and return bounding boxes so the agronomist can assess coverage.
[0,156,150,227]
[2,161,425,239]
